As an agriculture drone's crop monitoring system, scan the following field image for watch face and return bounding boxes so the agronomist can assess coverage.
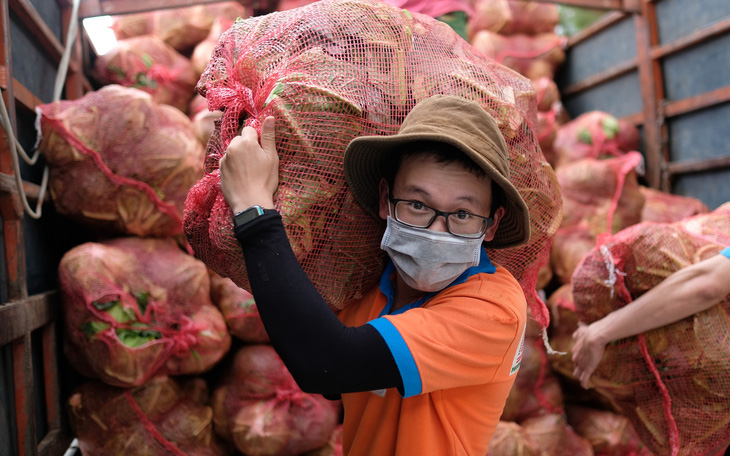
[234,206,265,227]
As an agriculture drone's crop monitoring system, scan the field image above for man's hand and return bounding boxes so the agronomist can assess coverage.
[571,322,606,389]
[219,116,278,214]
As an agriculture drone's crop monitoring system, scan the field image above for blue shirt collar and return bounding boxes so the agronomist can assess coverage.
[378,246,496,317]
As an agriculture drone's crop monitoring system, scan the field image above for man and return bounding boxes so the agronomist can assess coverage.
[572,245,730,389]
[219,95,531,455]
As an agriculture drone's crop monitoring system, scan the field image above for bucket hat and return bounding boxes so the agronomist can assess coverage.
[344,95,530,249]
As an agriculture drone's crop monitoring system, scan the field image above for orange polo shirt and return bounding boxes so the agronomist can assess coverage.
[337,250,527,455]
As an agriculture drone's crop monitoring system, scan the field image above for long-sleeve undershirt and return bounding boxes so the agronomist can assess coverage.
[234,211,403,396]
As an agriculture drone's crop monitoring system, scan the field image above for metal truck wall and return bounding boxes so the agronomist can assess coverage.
[557,0,730,209]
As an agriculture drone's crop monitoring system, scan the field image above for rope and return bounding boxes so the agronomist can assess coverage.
[0,0,80,219]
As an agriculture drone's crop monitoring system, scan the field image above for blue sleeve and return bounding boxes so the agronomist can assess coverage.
[367,318,422,398]
[721,247,730,260]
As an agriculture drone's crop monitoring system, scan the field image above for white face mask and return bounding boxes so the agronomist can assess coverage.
[380,216,485,292]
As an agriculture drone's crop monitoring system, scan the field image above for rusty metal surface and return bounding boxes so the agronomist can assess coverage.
[0,292,58,346]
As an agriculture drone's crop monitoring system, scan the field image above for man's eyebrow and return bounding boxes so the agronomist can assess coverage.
[399,184,480,205]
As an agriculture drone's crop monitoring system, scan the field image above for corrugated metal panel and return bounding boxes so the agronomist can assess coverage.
[673,168,730,210]
[667,103,730,162]
[9,11,59,103]
[562,70,642,118]
[558,15,636,86]
[655,0,730,44]
[662,35,730,101]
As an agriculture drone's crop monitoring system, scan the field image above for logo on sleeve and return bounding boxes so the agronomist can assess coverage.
[510,323,526,376]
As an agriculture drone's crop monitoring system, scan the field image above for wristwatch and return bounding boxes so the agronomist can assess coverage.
[233,206,272,228]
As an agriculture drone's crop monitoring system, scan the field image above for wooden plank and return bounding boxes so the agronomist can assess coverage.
[0,292,58,346]
[633,3,663,190]
[13,335,36,456]
[665,156,730,176]
[0,72,46,113]
[0,171,42,200]
[561,57,637,96]
[567,11,627,46]
[537,0,638,12]
[9,0,83,77]
[651,17,730,60]
[663,86,730,119]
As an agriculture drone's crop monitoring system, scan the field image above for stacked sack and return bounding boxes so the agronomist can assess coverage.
[39,2,344,455]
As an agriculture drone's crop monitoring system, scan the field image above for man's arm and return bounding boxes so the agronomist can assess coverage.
[571,249,730,389]
[219,118,402,395]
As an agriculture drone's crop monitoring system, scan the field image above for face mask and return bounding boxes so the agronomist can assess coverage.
[381,216,485,292]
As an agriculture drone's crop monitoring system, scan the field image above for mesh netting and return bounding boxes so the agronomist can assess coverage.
[59,237,231,388]
[570,203,730,455]
[209,270,271,343]
[68,376,229,456]
[184,0,561,326]
[93,36,198,112]
[37,85,204,237]
[211,345,341,455]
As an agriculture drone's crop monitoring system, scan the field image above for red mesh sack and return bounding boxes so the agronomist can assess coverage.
[550,226,597,285]
[94,35,197,112]
[557,152,645,237]
[154,2,252,54]
[211,345,340,456]
[522,414,594,455]
[500,329,565,423]
[59,237,231,388]
[486,421,540,456]
[570,204,730,455]
[639,186,710,224]
[566,404,655,456]
[536,107,559,165]
[470,30,567,80]
[533,76,561,112]
[467,0,512,39]
[552,111,640,169]
[37,85,204,237]
[185,0,562,326]
[110,11,154,40]
[500,0,561,36]
[209,271,270,343]
[68,376,230,456]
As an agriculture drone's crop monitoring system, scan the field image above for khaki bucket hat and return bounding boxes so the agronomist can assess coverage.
[344,95,530,249]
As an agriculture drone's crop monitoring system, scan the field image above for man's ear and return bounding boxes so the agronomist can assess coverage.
[378,178,390,220]
[482,206,505,242]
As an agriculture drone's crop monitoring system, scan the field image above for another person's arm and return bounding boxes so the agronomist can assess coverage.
[572,248,730,389]
[219,118,402,395]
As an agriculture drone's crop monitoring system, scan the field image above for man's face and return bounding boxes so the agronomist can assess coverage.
[377,154,504,242]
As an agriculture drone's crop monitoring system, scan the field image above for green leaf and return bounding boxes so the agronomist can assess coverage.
[107,302,137,323]
[577,128,593,145]
[134,291,151,315]
[141,53,154,69]
[601,115,620,140]
[83,321,110,338]
[116,328,161,348]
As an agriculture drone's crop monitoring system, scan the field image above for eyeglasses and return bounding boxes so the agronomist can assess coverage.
[389,196,493,239]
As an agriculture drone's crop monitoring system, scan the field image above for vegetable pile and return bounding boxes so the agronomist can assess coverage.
[211,345,340,456]
[37,85,204,237]
[68,376,229,456]
[565,204,730,455]
[185,0,562,324]
[59,236,231,387]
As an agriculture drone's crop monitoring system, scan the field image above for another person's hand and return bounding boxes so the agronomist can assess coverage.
[571,322,606,389]
[219,116,278,214]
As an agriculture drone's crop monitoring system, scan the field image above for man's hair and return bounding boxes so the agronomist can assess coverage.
[384,141,505,217]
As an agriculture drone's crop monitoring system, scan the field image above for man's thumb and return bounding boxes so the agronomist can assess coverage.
[261,116,276,153]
